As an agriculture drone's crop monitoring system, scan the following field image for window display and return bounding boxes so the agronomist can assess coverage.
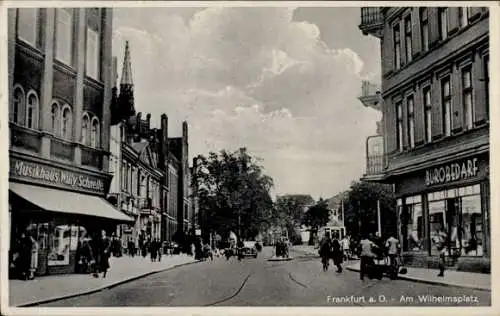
[427,184,483,257]
[48,224,71,266]
[402,196,424,251]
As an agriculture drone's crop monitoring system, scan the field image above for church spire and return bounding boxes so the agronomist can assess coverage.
[113,40,135,125]
[121,41,134,86]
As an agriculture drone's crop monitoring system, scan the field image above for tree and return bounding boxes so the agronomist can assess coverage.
[343,181,396,239]
[274,194,314,244]
[192,148,274,242]
[303,198,331,245]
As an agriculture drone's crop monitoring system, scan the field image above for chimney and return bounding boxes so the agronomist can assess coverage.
[182,121,188,143]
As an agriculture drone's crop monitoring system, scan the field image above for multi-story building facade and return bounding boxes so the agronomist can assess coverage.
[107,42,194,246]
[359,7,490,271]
[8,8,133,276]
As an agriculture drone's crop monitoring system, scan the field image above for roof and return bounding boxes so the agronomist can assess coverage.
[120,41,134,86]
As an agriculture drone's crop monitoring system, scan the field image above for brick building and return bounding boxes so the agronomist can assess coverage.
[8,8,133,276]
[359,7,490,271]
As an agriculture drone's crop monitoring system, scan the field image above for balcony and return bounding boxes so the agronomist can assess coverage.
[362,135,387,181]
[359,7,384,38]
[358,80,382,111]
[10,123,42,153]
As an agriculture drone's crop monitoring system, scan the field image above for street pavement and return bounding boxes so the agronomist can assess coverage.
[37,247,490,307]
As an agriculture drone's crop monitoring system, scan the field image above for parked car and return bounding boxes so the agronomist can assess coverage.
[240,241,258,258]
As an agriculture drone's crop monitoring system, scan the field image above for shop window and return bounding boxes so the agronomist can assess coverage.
[26,90,39,129]
[12,85,25,125]
[403,196,423,252]
[428,185,483,257]
[420,8,429,52]
[48,224,71,266]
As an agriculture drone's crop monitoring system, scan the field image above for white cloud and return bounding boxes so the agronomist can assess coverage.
[113,7,380,198]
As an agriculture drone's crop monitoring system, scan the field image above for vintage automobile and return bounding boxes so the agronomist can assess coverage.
[240,241,258,258]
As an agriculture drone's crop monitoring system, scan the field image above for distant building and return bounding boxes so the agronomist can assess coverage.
[359,7,490,270]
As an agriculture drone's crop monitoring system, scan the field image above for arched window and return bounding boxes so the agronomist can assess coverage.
[90,117,100,148]
[61,105,72,139]
[51,102,60,134]
[82,113,90,145]
[12,84,25,125]
[25,90,39,129]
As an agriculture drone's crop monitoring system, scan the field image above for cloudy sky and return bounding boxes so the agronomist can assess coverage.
[112,6,381,200]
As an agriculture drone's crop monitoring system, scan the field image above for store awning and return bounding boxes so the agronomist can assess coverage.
[10,183,134,223]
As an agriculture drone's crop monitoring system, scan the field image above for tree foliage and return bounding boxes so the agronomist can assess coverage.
[303,198,331,244]
[273,194,314,244]
[192,148,274,241]
[343,181,396,238]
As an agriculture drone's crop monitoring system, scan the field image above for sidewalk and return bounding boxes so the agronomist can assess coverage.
[291,245,319,257]
[9,254,196,307]
[345,261,491,292]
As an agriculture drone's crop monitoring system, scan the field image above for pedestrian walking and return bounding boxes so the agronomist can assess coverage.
[358,233,377,280]
[331,233,343,273]
[150,239,158,262]
[434,228,448,277]
[385,234,400,277]
[319,234,332,272]
[341,235,350,261]
[92,230,111,278]
[19,231,33,280]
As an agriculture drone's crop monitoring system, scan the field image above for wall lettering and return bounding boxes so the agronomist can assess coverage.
[425,158,479,186]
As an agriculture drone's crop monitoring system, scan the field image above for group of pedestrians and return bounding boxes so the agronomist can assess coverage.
[358,232,401,280]
[75,230,112,278]
[318,232,344,273]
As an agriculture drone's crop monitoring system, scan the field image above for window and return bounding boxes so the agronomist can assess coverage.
[396,101,403,151]
[61,105,72,139]
[407,96,415,148]
[393,24,401,70]
[484,56,489,117]
[404,16,412,63]
[459,7,469,28]
[90,117,100,148]
[441,77,451,136]
[26,91,39,129]
[423,86,432,143]
[55,9,74,65]
[439,8,448,40]
[17,8,38,47]
[86,28,100,80]
[462,67,474,130]
[121,161,126,190]
[404,196,424,252]
[12,85,25,125]
[51,102,60,135]
[428,185,483,257]
[420,8,429,52]
[82,113,90,145]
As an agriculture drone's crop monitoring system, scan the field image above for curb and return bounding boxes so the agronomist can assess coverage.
[16,259,199,307]
[345,265,491,292]
[267,257,294,262]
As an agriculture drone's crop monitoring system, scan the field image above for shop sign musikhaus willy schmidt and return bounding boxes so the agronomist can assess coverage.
[425,157,479,186]
[10,159,105,194]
